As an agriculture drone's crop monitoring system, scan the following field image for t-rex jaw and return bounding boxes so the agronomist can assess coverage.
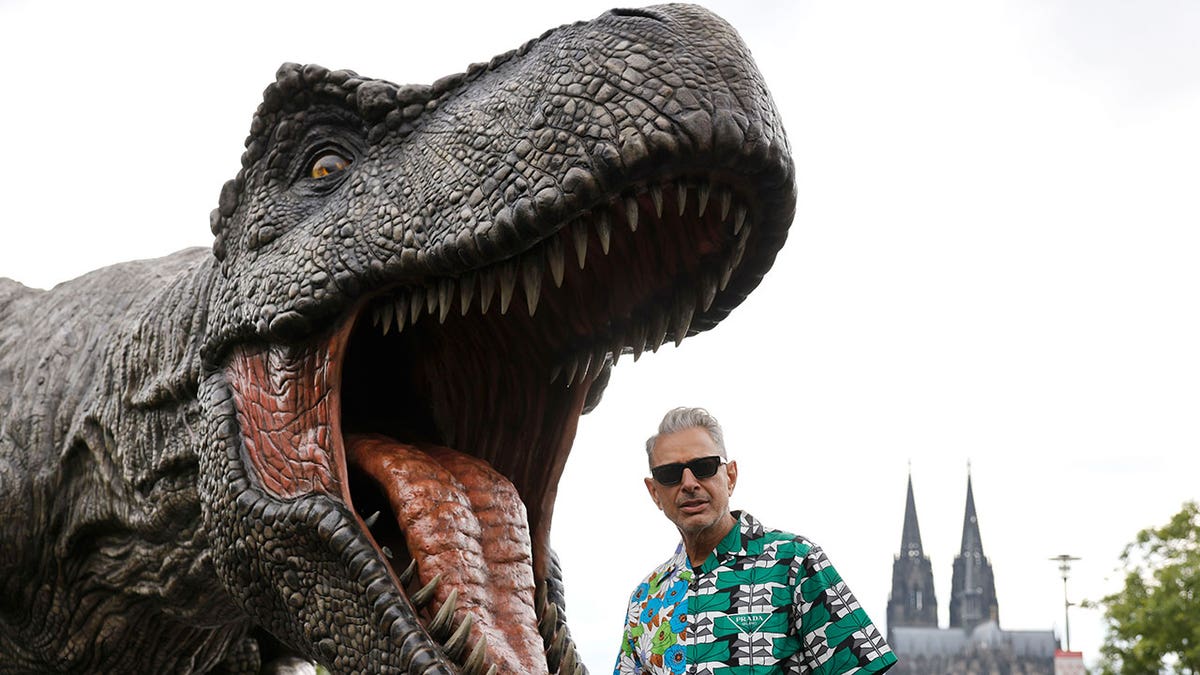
[222,176,756,673]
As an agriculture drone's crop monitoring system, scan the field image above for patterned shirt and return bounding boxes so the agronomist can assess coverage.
[615,511,896,675]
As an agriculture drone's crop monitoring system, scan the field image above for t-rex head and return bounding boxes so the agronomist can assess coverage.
[197,5,794,672]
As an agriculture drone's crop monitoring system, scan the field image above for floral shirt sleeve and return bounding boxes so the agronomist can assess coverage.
[614,545,692,675]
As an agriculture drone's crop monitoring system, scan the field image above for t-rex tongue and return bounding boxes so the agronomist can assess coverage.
[347,434,548,675]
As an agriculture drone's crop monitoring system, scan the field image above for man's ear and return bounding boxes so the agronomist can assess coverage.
[726,460,738,495]
[644,477,664,510]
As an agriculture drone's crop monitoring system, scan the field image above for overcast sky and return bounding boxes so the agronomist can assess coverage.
[3,0,1199,670]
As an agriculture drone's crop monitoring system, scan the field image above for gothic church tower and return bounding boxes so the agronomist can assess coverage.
[949,473,999,630]
[886,473,938,639]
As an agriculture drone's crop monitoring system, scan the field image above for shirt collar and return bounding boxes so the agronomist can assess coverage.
[663,541,688,576]
[696,510,758,573]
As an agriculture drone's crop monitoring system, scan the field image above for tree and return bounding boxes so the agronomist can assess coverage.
[1090,501,1200,674]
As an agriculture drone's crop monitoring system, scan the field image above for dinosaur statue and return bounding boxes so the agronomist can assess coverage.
[0,4,795,673]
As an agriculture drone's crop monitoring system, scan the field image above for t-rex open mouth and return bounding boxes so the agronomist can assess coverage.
[222,176,757,673]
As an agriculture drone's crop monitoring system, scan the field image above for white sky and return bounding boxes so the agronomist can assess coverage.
[3,0,1199,670]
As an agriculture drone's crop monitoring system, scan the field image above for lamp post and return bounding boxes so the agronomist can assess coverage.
[1049,554,1080,651]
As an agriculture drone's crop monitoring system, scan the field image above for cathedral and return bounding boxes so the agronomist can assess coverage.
[886,473,1059,674]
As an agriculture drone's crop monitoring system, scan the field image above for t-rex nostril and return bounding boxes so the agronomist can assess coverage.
[608,7,665,21]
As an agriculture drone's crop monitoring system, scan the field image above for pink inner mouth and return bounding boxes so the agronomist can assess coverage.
[347,434,547,674]
[223,335,579,673]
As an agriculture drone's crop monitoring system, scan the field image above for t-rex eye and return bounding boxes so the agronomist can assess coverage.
[310,152,351,179]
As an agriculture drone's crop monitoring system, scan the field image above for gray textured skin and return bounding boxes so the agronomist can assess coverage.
[0,5,795,673]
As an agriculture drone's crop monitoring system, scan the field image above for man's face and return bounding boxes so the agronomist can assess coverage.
[644,426,738,537]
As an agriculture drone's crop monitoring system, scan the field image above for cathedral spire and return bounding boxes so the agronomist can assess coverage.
[900,471,925,558]
[959,472,983,557]
[888,470,938,639]
[949,470,999,631]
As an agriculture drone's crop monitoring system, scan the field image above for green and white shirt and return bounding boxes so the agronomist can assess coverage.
[614,511,896,675]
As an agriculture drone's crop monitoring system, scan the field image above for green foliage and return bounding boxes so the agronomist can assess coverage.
[1089,501,1200,674]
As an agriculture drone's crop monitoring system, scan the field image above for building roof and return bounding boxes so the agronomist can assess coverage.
[891,622,1058,657]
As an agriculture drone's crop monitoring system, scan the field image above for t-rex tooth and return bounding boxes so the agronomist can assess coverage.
[610,335,624,366]
[545,627,566,671]
[630,322,647,362]
[438,278,454,323]
[571,219,588,269]
[648,312,669,354]
[545,236,565,288]
[364,511,381,529]
[583,348,601,381]
[544,619,561,648]
[564,358,579,386]
[559,645,577,675]
[425,284,438,315]
[381,301,395,335]
[497,261,517,315]
[399,559,418,587]
[650,185,663,218]
[589,346,607,378]
[462,636,488,674]
[444,614,474,660]
[478,269,496,314]
[411,574,441,608]
[697,182,711,217]
[394,295,409,333]
[624,196,639,232]
[534,585,548,616]
[523,255,543,316]
[595,211,611,254]
[459,271,476,316]
[538,602,559,642]
[731,222,751,271]
[700,273,720,313]
[673,301,695,347]
[733,203,748,236]
[719,258,735,292]
[574,355,590,386]
[429,588,459,638]
[409,289,424,324]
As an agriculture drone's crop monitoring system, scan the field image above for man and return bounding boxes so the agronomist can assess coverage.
[614,407,896,675]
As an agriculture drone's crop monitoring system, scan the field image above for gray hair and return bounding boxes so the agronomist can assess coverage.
[645,407,727,463]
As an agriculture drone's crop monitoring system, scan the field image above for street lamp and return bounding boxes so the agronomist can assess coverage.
[1049,554,1081,651]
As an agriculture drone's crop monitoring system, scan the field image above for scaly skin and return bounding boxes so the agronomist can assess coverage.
[0,5,795,673]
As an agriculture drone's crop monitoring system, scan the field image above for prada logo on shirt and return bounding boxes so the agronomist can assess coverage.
[717,612,771,635]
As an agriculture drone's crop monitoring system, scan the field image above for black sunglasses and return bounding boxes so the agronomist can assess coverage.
[650,456,726,486]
